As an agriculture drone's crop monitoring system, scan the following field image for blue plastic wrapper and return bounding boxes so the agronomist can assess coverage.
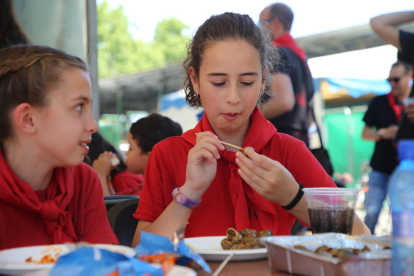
[135,232,211,273]
[49,247,163,276]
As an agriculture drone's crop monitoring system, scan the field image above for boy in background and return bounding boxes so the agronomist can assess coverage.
[93,114,182,196]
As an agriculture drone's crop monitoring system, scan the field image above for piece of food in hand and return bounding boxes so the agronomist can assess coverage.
[111,156,120,166]
[242,146,255,156]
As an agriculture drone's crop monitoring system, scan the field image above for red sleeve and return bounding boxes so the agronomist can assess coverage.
[76,164,119,244]
[133,143,167,221]
[282,138,336,189]
[111,170,144,196]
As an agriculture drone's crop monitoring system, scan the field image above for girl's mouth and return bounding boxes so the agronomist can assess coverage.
[79,142,90,153]
[223,113,239,121]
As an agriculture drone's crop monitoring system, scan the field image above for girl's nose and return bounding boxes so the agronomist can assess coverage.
[225,84,241,104]
[86,112,99,133]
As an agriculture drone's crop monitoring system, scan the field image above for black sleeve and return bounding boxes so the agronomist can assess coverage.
[272,47,292,75]
[363,98,377,127]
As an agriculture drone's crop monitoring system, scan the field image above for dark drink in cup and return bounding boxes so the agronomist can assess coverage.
[308,207,355,234]
[303,188,359,235]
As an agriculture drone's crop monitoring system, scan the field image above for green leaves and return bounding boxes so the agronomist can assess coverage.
[97,1,190,78]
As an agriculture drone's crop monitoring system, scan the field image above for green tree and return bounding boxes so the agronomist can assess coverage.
[97,1,190,78]
[153,18,190,64]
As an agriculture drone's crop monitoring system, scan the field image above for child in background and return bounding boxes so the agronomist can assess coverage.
[93,114,182,196]
[89,132,144,196]
[132,12,370,246]
[0,45,118,250]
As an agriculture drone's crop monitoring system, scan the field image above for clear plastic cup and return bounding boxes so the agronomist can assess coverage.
[303,188,359,235]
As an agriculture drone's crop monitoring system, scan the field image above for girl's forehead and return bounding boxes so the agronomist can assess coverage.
[200,40,262,71]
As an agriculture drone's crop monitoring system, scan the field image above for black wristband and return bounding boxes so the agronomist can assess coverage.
[282,184,304,210]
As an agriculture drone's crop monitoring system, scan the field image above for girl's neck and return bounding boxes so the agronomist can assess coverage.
[212,120,250,152]
[3,144,53,191]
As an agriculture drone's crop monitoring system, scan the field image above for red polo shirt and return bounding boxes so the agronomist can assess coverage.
[134,108,335,237]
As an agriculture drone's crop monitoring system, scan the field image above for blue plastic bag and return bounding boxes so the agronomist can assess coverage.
[135,232,211,273]
[50,247,163,276]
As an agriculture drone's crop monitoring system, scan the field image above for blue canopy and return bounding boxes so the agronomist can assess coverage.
[315,77,391,98]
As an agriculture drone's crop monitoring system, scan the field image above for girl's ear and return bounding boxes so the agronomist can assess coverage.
[261,66,269,92]
[13,103,36,134]
[188,66,200,95]
[145,151,151,160]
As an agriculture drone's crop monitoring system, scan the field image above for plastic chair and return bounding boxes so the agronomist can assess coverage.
[104,195,139,212]
[106,198,139,247]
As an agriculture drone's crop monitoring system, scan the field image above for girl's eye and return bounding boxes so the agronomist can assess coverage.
[241,82,254,86]
[212,82,225,87]
[75,103,84,112]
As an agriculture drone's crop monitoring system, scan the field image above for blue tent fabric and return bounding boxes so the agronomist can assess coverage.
[314,77,391,98]
[160,90,189,111]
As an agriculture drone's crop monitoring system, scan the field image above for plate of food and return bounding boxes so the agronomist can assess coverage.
[184,228,272,261]
[0,243,135,275]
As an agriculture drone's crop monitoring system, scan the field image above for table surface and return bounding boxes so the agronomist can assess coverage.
[198,259,293,276]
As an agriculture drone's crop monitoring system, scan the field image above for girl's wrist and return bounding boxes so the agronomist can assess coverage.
[179,182,205,201]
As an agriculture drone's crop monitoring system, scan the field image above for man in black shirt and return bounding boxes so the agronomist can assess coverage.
[362,61,413,234]
[259,3,313,147]
[370,11,414,140]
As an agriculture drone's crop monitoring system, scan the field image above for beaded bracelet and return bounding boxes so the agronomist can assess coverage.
[281,184,304,210]
[171,187,201,209]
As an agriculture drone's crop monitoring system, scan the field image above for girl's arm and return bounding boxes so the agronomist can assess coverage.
[92,151,115,196]
[132,132,224,247]
[235,148,371,235]
[370,11,414,51]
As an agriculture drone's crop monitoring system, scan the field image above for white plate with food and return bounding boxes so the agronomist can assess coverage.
[184,236,268,261]
[0,243,135,275]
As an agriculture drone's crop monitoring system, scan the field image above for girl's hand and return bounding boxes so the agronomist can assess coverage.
[235,148,299,206]
[92,151,115,178]
[180,131,225,200]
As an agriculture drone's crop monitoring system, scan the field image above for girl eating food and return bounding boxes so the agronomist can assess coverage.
[132,12,370,246]
[0,45,118,249]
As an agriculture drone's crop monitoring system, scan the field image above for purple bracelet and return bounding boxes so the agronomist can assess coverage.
[171,187,201,209]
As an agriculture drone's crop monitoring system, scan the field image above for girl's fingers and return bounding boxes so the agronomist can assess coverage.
[196,131,225,151]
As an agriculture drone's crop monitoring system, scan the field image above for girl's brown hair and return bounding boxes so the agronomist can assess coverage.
[0,45,88,144]
[182,12,278,108]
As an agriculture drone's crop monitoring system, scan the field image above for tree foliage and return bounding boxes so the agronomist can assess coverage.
[97,1,190,78]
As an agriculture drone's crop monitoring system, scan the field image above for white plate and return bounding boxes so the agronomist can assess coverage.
[0,243,135,275]
[184,236,267,261]
[167,265,196,276]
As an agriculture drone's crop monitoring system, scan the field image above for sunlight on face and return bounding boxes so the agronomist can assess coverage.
[193,39,265,138]
[34,69,98,167]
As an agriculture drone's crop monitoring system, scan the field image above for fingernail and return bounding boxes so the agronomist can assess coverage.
[235,151,240,157]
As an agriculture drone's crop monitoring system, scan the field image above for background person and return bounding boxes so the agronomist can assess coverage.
[362,61,413,234]
[88,132,144,196]
[0,45,117,250]
[0,0,31,48]
[370,11,414,140]
[132,12,369,247]
[92,114,182,196]
[259,2,314,147]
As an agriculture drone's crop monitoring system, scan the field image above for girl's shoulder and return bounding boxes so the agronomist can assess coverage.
[152,136,192,154]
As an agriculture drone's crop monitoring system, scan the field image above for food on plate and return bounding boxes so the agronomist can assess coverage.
[24,246,62,264]
[25,253,58,264]
[221,228,273,250]
[293,244,371,259]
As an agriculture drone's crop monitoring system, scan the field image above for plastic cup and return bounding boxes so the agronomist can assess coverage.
[303,188,359,235]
